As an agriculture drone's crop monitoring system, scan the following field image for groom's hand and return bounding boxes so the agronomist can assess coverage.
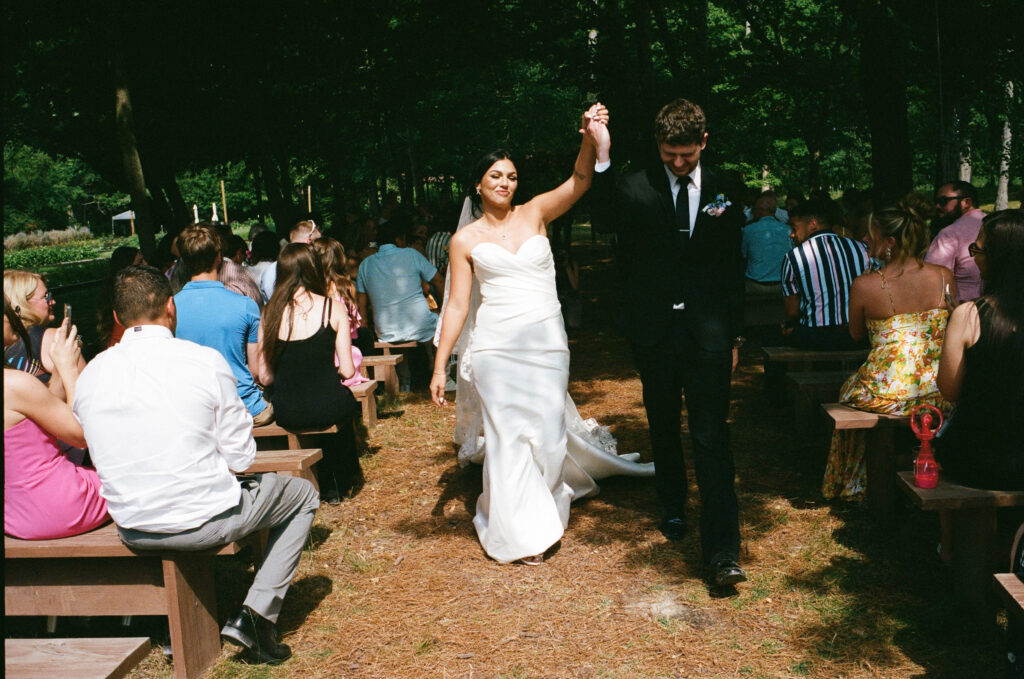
[580,103,610,161]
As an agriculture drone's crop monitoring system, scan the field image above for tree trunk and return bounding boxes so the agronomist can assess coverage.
[858,3,912,204]
[406,135,421,207]
[995,80,1013,210]
[683,0,711,111]
[250,161,265,225]
[113,61,157,260]
[631,0,657,127]
[649,2,686,93]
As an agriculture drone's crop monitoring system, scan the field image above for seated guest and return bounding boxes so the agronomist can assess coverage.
[822,197,955,499]
[781,198,870,349]
[260,219,321,302]
[224,234,249,266]
[96,246,146,348]
[743,189,789,224]
[742,192,792,296]
[926,180,985,304]
[213,224,263,309]
[258,244,361,501]
[4,270,86,383]
[174,224,273,426]
[313,237,370,385]
[73,265,317,664]
[4,299,108,540]
[246,230,280,287]
[357,217,444,389]
[936,209,1024,491]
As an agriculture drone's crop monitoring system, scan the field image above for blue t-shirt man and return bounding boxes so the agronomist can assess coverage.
[356,244,439,343]
[741,215,793,283]
[174,281,270,420]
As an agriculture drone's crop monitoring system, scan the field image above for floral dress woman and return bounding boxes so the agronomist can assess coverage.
[822,270,951,499]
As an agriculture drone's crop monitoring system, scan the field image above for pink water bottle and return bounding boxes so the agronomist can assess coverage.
[910,404,942,489]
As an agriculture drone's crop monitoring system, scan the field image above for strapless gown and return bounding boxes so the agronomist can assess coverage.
[458,235,654,563]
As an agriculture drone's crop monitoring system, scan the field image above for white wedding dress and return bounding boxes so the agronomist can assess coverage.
[439,225,654,563]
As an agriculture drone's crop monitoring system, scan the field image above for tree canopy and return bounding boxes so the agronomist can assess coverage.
[4,1,1021,254]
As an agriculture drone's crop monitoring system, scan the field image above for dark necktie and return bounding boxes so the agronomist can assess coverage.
[675,175,691,248]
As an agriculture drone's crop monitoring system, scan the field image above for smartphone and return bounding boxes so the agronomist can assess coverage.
[63,303,72,325]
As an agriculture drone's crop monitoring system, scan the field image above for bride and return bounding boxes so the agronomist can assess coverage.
[430,103,654,565]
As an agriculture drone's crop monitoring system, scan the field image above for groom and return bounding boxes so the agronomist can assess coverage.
[590,98,746,587]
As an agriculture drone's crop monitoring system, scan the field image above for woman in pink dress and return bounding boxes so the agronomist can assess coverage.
[4,295,108,540]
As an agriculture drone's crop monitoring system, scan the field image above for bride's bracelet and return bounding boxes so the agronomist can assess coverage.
[432,370,446,376]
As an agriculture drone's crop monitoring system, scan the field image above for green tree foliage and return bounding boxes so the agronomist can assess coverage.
[3,0,1020,248]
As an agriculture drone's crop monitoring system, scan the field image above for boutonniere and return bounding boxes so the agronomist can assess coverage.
[702,194,732,217]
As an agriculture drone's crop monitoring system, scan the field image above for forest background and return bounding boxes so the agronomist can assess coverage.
[4,0,1022,262]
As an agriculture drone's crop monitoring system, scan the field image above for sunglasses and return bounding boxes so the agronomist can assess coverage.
[32,290,54,303]
[967,241,985,257]
[936,195,962,205]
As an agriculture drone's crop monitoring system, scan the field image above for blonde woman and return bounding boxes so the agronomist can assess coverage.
[4,270,86,383]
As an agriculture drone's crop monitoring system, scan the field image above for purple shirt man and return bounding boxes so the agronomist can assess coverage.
[924,208,984,303]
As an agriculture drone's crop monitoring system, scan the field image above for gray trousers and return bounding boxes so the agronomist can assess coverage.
[118,473,319,623]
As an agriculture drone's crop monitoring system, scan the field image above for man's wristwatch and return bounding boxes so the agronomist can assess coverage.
[732,336,746,349]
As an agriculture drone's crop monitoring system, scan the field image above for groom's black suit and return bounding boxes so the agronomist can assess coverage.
[592,161,744,563]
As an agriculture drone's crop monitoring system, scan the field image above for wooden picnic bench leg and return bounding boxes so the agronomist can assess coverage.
[361,390,377,428]
[162,554,221,679]
[286,433,300,450]
[865,428,895,524]
[379,364,399,397]
[950,507,999,623]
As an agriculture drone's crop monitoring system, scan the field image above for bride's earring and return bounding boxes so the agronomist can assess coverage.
[476,187,481,195]
[885,246,892,259]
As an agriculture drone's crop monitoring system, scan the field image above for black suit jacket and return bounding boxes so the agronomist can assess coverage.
[591,162,745,351]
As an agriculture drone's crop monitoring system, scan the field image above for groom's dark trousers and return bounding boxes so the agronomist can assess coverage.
[592,162,744,563]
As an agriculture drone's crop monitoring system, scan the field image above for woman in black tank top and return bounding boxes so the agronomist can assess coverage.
[258,244,361,500]
[936,209,1024,491]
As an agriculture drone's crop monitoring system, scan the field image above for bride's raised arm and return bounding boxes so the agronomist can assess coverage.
[430,232,474,405]
[525,103,608,226]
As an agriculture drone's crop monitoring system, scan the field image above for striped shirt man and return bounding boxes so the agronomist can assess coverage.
[780,231,869,328]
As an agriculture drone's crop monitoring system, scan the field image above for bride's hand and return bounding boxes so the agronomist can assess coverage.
[430,373,448,407]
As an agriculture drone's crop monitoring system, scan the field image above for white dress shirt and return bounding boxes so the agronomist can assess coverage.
[73,325,256,532]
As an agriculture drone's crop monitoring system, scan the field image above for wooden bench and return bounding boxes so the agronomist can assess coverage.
[897,471,1024,620]
[245,448,323,491]
[361,354,403,397]
[4,524,259,679]
[822,404,909,519]
[5,637,150,679]
[787,371,852,436]
[373,340,418,354]
[254,379,377,431]
[763,346,868,373]
[994,573,1024,618]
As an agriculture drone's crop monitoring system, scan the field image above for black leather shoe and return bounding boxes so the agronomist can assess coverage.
[221,606,292,664]
[711,559,747,587]
[658,517,687,541]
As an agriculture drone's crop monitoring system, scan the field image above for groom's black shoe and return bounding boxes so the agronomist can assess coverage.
[658,516,687,541]
[710,559,747,587]
[221,606,292,664]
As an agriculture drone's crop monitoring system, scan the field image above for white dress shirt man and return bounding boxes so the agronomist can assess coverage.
[73,264,318,665]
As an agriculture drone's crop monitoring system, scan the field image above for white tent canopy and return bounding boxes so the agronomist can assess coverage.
[111,210,135,235]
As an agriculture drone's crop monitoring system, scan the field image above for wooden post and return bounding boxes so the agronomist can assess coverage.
[220,180,229,224]
[306,185,312,213]
[130,213,135,235]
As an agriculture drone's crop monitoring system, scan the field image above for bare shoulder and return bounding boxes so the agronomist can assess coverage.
[922,261,953,279]
[451,222,487,252]
[3,368,41,399]
[850,269,879,293]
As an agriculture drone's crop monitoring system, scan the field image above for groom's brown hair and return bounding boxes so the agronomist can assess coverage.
[653,98,706,146]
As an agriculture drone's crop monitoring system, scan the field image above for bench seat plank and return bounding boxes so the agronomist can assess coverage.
[762,346,869,364]
[4,522,247,559]
[5,637,150,679]
[821,403,909,430]
[994,573,1024,613]
[246,448,323,473]
[896,471,1024,510]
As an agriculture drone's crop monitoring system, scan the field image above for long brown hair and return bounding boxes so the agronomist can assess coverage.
[312,237,357,308]
[261,243,327,374]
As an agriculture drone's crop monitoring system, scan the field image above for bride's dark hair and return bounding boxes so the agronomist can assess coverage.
[470,149,515,210]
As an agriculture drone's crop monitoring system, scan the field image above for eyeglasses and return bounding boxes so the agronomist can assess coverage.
[936,195,962,205]
[968,241,985,257]
[31,290,54,303]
